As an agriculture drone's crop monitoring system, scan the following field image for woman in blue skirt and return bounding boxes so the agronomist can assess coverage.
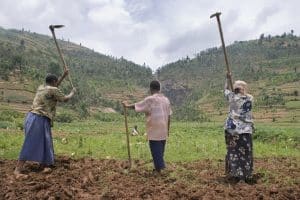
[14,71,76,177]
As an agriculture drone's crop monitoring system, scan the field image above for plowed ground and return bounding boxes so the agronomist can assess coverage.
[1,157,299,199]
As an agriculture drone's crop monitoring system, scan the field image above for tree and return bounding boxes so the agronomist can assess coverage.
[20,39,25,50]
[12,55,24,71]
[258,33,264,45]
[0,60,11,80]
[77,101,89,119]
[47,62,61,76]
[281,32,287,38]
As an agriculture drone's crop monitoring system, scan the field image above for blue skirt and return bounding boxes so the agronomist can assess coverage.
[19,112,54,166]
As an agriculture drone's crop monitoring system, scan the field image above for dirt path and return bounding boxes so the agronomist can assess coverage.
[1,157,299,199]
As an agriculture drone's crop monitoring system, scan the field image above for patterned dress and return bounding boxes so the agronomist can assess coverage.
[224,89,254,180]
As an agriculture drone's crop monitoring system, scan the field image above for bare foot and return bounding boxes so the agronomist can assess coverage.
[42,167,52,174]
[14,169,28,180]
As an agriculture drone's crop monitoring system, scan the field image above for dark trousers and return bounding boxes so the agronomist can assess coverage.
[149,140,166,171]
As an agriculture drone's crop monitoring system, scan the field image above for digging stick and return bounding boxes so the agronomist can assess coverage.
[210,12,234,91]
[123,105,132,169]
[49,25,74,87]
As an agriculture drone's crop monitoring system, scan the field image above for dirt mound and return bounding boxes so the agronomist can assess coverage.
[1,157,299,199]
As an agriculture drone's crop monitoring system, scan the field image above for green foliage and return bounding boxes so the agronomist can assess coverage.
[0,121,299,161]
[173,102,210,122]
[1,27,300,121]
[55,112,75,123]
[92,112,123,122]
[0,60,12,80]
[267,72,300,86]
[253,123,300,150]
[0,109,24,130]
[47,62,62,76]
[0,121,12,129]
[285,100,300,109]
[158,33,300,111]
[0,27,152,115]
[0,110,24,122]
[76,101,89,119]
[256,89,285,106]
[16,120,24,130]
[5,94,30,103]
[293,90,299,96]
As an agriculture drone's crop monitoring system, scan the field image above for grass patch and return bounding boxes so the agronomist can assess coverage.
[286,100,300,109]
[0,120,299,161]
[0,109,24,122]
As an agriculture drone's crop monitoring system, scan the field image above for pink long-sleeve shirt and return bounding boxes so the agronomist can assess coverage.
[135,93,172,140]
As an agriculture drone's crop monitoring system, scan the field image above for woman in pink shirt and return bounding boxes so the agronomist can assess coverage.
[123,80,172,173]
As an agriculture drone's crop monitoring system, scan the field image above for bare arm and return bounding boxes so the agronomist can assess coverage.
[122,101,135,109]
[62,88,76,102]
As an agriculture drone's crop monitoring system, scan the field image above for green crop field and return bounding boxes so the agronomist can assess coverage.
[1,118,299,162]
[286,100,300,109]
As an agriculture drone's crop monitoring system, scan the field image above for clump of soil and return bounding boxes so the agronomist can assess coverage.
[0,157,299,199]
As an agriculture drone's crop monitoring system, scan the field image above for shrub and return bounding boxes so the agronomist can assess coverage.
[76,102,89,119]
[0,121,12,129]
[0,110,24,122]
[55,112,75,123]
[93,112,122,122]
[173,102,210,122]
[286,100,300,109]
[16,120,24,130]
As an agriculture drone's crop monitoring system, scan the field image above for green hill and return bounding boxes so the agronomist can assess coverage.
[0,27,299,123]
[0,27,152,117]
[158,32,300,122]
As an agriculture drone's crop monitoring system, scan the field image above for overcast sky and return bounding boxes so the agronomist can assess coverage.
[0,0,299,70]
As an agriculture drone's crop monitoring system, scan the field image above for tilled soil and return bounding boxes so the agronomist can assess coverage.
[0,157,299,199]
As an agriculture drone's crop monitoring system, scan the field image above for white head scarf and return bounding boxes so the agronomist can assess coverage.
[233,80,247,90]
[233,80,253,99]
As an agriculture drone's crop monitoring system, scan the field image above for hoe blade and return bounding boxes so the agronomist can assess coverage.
[49,25,65,31]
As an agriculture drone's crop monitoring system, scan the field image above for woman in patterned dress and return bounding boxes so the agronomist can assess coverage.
[224,74,254,182]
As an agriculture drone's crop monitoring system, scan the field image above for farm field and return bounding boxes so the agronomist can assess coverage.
[0,120,299,199]
[0,8,300,199]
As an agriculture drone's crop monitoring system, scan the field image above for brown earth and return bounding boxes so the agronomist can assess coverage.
[0,157,299,200]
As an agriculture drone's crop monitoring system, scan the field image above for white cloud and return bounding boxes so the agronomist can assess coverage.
[86,0,110,5]
[255,6,279,27]
[0,0,299,70]
[88,4,130,25]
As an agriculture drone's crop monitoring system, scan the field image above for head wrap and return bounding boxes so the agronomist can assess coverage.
[233,80,247,90]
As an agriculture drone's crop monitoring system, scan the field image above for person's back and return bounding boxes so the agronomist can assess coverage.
[31,85,66,121]
[224,86,253,134]
[123,80,172,173]
[137,93,171,140]
[223,77,254,183]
